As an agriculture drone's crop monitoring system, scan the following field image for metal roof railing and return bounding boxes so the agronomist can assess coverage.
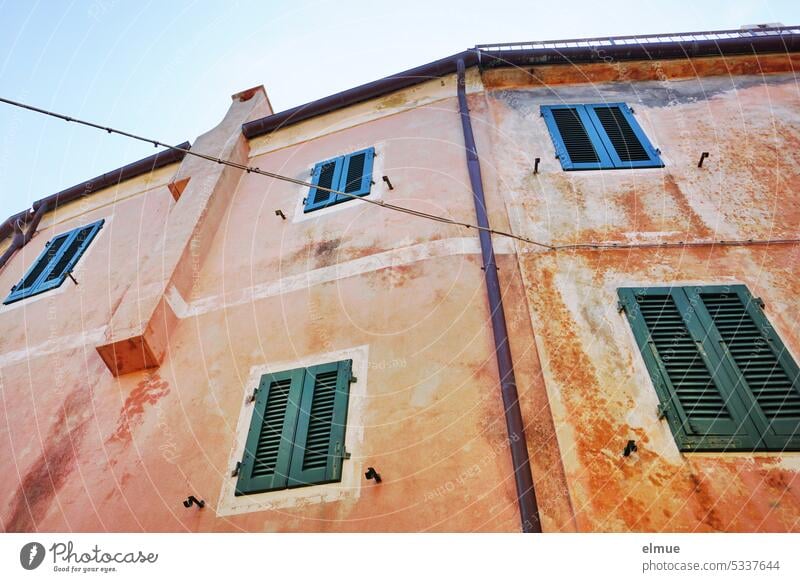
[475,24,800,53]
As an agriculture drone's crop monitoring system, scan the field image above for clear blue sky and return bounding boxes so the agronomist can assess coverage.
[1,0,798,220]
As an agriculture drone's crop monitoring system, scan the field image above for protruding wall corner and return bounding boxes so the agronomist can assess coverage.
[231,85,273,116]
[168,177,191,202]
[96,337,159,377]
[231,85,266,103]
[94,88,267,377]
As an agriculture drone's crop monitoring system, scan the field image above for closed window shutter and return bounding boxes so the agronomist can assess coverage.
[304,157,343,213]
[235,369,304,495]
[585,103,663,168]
[541,105,612,170]
[541,103,662,170]
[7,234,69,300]
[618,287,758,451]
[336,147,374,200]
[3,219,104,305]
[696,287,800,447]
[288,359,352,487]
[36,222,103,292]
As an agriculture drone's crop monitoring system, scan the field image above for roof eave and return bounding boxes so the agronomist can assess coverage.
[243,31,800,140]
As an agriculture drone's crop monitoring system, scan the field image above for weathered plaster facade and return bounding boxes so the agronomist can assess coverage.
[1,29,798,532]
[482,55,800,531]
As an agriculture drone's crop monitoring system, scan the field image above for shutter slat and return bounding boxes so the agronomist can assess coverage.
[251,379,292,478]
[19,235,68,290]
[343,152,366,193]
[702,293,800,422]
[636,294,732,421]
[592,106,650,161]
[551,108,600,163]
[302,370,339,471]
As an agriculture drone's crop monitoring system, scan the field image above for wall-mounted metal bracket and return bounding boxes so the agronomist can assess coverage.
[247,387,259,403]
[617,301,627,313]
[275,209,286,220]
[67,273,79,286]
[697,152,710,168]
[657,404,669,420]
[623,440,638,457]
[533,157,540,175]
[349,376,358,383]
[365,467,382,483]
[183,495,205,509]
[231,461,241,477]
[382,175,394,190]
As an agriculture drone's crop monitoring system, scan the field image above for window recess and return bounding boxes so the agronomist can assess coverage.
[3,219,104,305]
[304,147,375,213]
[541,103,663,171]
[235,359,353,495]
[618,285,800,452]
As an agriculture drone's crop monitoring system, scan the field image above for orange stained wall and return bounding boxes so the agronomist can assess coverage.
[2,52,799,533]
[0,72,573,532]
[482,56,800,531]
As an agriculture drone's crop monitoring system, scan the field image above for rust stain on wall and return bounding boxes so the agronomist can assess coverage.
[4,388,93,531]
[108,373,170,442]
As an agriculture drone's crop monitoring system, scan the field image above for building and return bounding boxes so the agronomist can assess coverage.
[1,25,799,533]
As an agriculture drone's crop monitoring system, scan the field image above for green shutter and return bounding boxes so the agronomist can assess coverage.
[288,360,352,487]
[236,360,353,495]
[693,286,800,449]
[235,369,304,495]
[618,287,759,451]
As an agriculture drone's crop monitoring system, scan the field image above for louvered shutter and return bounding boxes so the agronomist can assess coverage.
[304,156,344,213]
[694,286,800,449]
[336,147,374,201]
[34,221,104,294]
[288,360,352,487]
[541,105,612,170]
[4,233,69,304]
[584,103,663,169]
[618,287,759,450]
[235,369,304,495]
[3,219,103,305]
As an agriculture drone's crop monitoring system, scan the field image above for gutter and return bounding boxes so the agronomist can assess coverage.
[455,58,541,533]
[243,28,800,139]
[0,142,190,272]
[477,32,800,68]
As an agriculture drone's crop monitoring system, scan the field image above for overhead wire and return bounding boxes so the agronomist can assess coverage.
[1,95,798,253]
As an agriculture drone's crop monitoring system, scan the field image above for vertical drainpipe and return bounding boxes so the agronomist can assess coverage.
[456,58,541,533]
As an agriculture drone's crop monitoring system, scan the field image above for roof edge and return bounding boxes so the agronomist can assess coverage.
[242,50,478,139]
[0,142,190,242]
[243,28,800,139]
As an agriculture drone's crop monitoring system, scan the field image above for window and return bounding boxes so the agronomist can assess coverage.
[235,360,353,495]
[540,103,663,170]
[618,285,800,452]
[304,147,375,213]
[3,219,104,305]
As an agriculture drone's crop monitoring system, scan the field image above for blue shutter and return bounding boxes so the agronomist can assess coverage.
[336,147,374,201]
[3,219,103,305]
[304,156,343,213]
[540,105,613,170]
[584,103,663,168]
